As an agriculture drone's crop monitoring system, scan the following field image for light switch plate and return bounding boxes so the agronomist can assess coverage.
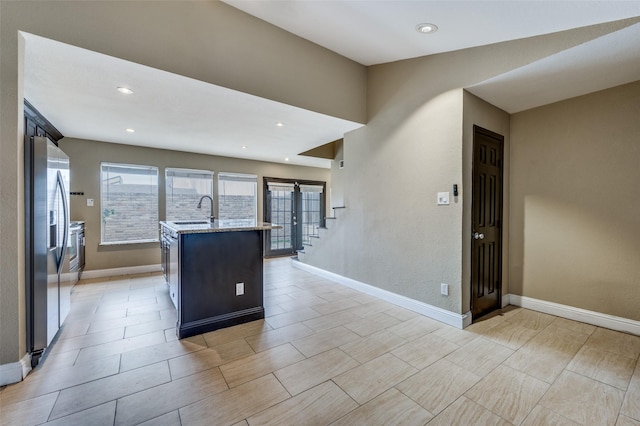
[87,198,94,207]
[440,283,449,296]
[437,192,450,205]
[236,282,244,296]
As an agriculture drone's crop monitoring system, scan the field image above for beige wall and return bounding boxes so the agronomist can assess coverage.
[462,91,510,314]
[302,24,627,317]
[60,138,331,272]
[0,1,365,365]
[509,81,640,321]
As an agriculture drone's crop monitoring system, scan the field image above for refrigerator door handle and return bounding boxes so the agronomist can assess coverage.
[56,170,69,275]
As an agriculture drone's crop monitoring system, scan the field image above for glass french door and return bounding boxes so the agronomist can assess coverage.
[264,178,325,257]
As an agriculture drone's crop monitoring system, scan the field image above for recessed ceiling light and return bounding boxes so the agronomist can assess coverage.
[276,122,284,127]
[117,87,134,95]
[125,128,135,133]
[416,23,438,34]
[242,146,247,149]
[284,157,289,162]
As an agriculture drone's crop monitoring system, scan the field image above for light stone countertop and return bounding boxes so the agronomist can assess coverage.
[160,219,279,234]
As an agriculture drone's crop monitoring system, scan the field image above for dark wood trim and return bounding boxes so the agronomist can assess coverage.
[24,99,64,143]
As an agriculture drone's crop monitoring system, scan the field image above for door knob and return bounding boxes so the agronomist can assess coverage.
[473,232,485,240]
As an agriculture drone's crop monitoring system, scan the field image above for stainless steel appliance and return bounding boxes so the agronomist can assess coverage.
[25,136,71,366]
[69,222,84,286]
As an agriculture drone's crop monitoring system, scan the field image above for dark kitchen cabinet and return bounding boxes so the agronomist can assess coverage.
[160,223,266,339]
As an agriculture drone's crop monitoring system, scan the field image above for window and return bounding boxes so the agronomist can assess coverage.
[101,163,159,244]
[165,168,214,221]
[218,172,257,222]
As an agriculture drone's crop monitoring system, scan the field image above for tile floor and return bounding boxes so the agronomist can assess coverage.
[1,258,639,425]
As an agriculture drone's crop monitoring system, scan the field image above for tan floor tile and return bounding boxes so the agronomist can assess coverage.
[396,359,481,415]
[47,327,124,355]
[539,371,625,426]
[445,337,514,377]
[264,304,287,317]
[427,396,511,426]
[244,322,314,353]
[346,300,396,318]
[465,364,549,424]
[551,317,597,335]
[49,362,170,420]
[115,367,227,425]
[302,310,361,332]
[168,348,227,380]
[275,348,359,396]
[465,314,506,334]
[333,353,417,404]
[391,333,459,370]
[119,339,206,372]
[0,354,120,405]
[208,338,256,364]
[88,311,160,334]
[331,387,432,426]
[567,346,636,389]
[179,374,289,426]
[386,315,443,339]
[293,326,360,358]
[344,311,402,337]
[585,328,640,360]
[311,298,362,315]
[0,392,58,426]
[123,317,177,338]
[75,330,167,364]
[42,401,116,426]
[247,380,357,426]
[621,363,640,421]
[137,410,181,426]
[527,324,591,351]
[480,321,540,350]
[618,415,640,426]
[339,329,406,363]
[521,405,580,426]
[383,306,421,322]
[504,309,556,330]
[504,345,577,384]
[431,325,478,346]
[202,320,271,348]
[220,343,305,388]
[265,306,323,328]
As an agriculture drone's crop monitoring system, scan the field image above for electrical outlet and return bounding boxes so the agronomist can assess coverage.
[235,282,244,296]
[437,192,450,205]
[87,198,94,207]
[440,283,449,296]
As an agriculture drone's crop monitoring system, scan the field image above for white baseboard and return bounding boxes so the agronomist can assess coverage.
[0,353,32,386]
[292,260,468,329]
[81,264,161,280]
[502,293,511,308]
[510,295,640,336]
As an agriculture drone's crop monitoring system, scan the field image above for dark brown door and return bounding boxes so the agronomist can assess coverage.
[471,126,504,320]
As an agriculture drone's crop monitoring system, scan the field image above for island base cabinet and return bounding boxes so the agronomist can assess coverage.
[176,230,265,338]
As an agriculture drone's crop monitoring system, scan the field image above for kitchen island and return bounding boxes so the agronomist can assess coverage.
[159,219,277,338]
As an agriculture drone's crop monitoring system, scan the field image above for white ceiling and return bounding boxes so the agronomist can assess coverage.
[23,2,640,169]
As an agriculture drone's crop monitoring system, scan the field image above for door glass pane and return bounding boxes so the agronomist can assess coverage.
[300,185,323,246]
[269,189,293,251]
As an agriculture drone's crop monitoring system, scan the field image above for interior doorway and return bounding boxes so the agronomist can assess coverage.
[263,178,326,257]
[471,125,504,321]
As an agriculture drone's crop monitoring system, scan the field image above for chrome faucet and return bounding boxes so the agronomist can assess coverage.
[197,195,215,223]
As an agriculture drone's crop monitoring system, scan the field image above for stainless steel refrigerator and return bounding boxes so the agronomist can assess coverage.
[25,136,71,366]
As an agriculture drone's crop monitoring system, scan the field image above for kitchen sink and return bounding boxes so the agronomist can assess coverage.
[172,220,210,225]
